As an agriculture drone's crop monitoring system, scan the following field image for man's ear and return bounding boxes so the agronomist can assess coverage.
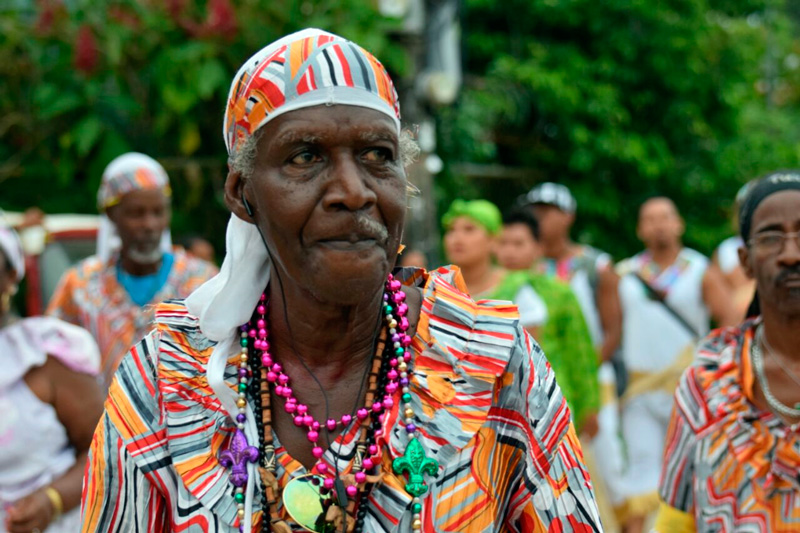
[738,244,755,279]
[105,205,119,224]
[224,170,253,220]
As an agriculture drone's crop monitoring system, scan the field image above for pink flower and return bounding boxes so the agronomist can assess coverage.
[35,0,66,36]
[207,0,237,36]
[74,25,99,73]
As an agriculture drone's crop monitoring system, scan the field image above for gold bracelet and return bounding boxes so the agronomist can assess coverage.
[44,487,63,518]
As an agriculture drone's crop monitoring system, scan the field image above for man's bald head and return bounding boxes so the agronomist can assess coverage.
[639,197,679,221]
[637,196,684,251]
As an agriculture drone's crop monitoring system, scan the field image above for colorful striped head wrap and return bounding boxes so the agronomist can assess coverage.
[442,199,503,236]
[97,152,171,211]
[96,153,172,263]
[223,28,401,156]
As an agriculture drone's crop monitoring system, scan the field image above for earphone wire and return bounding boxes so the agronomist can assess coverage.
[244,191,382,532]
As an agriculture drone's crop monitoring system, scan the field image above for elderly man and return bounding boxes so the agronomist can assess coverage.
[80,29,601,533]
[47,153,217,388]
[655,172,800,532]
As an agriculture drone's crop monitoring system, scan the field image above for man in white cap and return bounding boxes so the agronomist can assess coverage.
[47,153,217,388]
[523,182,622,363]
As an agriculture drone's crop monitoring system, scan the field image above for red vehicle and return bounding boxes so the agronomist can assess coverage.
[5,213,100,316]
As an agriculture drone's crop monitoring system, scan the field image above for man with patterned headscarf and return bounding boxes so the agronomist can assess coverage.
[81,29,600,533]
[47,153,217,388]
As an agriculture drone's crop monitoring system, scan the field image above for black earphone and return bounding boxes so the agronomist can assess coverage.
[241,186,353,527]
[242,189,254,218]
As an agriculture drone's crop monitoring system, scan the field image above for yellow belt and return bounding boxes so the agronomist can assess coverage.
[621,344,695,405]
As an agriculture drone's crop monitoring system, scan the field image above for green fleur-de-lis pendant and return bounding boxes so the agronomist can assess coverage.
[392,437,439,497]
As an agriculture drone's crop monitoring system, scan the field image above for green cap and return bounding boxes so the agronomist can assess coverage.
[442,199,502,235]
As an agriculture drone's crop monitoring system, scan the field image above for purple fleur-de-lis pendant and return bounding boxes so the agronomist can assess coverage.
[219,429,260,487]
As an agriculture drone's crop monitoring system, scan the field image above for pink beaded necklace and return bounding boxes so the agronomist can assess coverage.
[222,274,417,532]
[252,276,411,469]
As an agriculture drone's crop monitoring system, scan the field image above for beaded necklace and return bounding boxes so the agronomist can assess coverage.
[220,274,436,532]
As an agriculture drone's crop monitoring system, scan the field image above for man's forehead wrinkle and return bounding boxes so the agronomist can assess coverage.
[272,129,321,146]
[752,211,800,232]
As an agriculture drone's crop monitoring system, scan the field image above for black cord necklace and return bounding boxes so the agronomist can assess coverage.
[247,310,391,532]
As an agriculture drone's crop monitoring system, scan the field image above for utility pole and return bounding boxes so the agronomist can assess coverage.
[379,0,461,268]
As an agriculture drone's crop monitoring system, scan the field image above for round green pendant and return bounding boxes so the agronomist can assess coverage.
[282,475,335,533]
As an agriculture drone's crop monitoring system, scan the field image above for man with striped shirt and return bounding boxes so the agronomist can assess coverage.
[655,172,800,532]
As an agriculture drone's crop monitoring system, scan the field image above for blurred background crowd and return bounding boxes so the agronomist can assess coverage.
[2,1,800,532]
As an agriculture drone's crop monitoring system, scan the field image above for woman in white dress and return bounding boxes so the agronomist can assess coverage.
[0,225,103,533]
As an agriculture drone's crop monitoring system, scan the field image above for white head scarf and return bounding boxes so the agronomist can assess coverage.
[96,152,173,263]
[184,29,402,530]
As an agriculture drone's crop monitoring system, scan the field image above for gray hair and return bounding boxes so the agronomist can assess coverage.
[229,128,420,179]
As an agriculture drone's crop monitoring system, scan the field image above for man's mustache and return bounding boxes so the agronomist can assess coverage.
[354,213,389,244]
[775,265,800,285]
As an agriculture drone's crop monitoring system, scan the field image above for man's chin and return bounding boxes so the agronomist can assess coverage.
[304,256,391,305]
[127,247,164,265]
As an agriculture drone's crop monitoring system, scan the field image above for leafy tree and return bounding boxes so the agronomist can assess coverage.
[437,0,800,259]
[0,0,406,244]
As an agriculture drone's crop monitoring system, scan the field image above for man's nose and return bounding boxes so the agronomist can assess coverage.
[777,233,800,266]
[322,153,377,212]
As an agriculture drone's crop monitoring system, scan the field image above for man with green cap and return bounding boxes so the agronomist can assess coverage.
[442,200,599,432]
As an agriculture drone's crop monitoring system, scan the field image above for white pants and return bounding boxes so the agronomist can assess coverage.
[589,363,628,508]
[619,390,674,499]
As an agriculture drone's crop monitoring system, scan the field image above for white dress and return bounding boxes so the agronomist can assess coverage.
[0,317,99,532]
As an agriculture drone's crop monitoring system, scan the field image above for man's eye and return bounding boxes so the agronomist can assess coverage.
[363,148,393,162]
[760,234,783,246]
[290,151,321,165]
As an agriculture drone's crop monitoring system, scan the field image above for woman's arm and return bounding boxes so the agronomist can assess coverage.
[5,357,104,533]
[596,266,622,362]
[51,356,105,511]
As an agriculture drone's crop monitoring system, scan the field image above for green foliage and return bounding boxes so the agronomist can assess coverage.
[438,0,800,258]
[0,0,405,246]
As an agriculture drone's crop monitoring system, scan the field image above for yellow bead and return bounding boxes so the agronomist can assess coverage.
[389,319,398,329]
[237,509,245,519]
[412,519,422,530]
[237,398,247,408]
[405,408,414,418]
[398,362,408,372]
[240,354,248,362]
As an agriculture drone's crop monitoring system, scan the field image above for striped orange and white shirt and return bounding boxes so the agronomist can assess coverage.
[47,248,217,388]
[81,266,601,532]
[658,319,800,532]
